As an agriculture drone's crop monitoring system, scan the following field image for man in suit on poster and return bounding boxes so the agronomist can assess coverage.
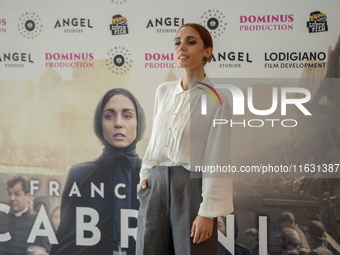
[0,175,50,255]
[245,228,259,255]
[217,217,252,255]
[279,212,310,251]
[306,221,333,255]
[280,227,301,255]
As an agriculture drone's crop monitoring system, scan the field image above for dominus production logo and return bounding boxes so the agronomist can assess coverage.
[18,12,43,39]
[239,14,294,32]
[110,15,128,35]
[0,19,6,33]
[144,53,179,69]
[199,9,227,38]
[307,11,328,33]
[45,53,94,68]
[106,47,132,75]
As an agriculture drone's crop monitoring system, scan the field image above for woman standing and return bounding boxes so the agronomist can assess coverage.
[51,88,146,255]
[50,206,60,232]
[137,23,233,255]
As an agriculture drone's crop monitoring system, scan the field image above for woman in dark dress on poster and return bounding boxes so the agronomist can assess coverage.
[50,88,146,255]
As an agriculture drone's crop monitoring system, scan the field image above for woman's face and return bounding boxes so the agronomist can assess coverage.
[174,26,212,69]
[52,209,60,231]
[102,94,137,148]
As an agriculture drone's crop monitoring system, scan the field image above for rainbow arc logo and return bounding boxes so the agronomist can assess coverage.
[196,82,222,106]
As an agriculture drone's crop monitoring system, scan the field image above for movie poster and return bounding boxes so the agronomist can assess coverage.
[0,0,340,254]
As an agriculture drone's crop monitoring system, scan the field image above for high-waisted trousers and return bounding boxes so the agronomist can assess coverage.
[136,165,217,255]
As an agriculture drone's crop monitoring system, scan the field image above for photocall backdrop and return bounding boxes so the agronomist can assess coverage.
[1,0,340,254]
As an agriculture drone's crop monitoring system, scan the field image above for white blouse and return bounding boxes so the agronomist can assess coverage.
[140,77,233,218]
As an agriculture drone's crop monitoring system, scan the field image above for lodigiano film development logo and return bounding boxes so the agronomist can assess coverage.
[307,11,328,33]
[199,9,227,38]
[264,51,326,69]
[197,82,222,115]
[106,47,132,75]
[18,12,43,39]
[110,15,128,35]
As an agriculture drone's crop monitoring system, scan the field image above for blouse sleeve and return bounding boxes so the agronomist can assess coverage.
[197,99,234,218]
[139,85,161,182]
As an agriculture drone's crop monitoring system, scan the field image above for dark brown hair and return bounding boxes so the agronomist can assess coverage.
[278,212,295,224]
[178,23,213,62]
[7,175,30,194]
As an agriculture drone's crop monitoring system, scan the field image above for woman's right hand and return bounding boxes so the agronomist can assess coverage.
[139,178,148,190]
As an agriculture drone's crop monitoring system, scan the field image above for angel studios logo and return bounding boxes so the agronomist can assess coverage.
[199,9,227,38]
[54,18,93,33]
[0,52,34,68]
[307,11,328,33]
[210,51,253,69]
[18,12,43,39]
[106,47,132,75]
[145,17,185,33]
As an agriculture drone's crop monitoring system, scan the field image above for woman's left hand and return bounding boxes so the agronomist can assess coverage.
[27,249,48,255]
[190,215,213,244]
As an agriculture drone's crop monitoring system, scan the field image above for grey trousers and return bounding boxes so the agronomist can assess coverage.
[136,166,217,255]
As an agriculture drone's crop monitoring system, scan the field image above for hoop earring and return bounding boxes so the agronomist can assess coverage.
[203,56,209,63]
